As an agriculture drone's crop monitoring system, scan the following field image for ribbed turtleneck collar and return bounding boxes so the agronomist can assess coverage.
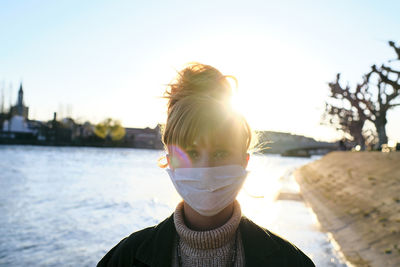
[173,201,242,250]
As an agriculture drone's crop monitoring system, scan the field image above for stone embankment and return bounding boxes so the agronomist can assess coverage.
[294,152,400,267]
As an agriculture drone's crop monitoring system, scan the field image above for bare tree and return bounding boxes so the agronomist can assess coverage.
[323,74,370,149]
[324,41,400,149]
[366,41,400,147]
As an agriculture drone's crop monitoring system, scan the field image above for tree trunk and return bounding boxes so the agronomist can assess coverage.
[358,134,366,151]
[354,122,366,150]
[375,116,388,148]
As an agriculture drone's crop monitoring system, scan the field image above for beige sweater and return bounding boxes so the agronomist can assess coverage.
[172,201,245,267]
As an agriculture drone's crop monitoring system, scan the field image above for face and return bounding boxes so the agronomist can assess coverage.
[167,131,249,169]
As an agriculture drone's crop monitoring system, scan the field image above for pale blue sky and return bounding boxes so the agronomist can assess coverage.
[1,0,399,141]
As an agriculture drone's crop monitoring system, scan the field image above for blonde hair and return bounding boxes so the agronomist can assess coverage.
[162,63,252,156]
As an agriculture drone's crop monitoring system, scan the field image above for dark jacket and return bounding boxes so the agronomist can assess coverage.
[98,215,315,267]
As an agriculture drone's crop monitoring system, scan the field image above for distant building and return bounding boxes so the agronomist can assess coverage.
[0,84,165,148]
[2,116,31,132]
[1,83,33,134]
[10,83,29,118]
[124,124,163,149]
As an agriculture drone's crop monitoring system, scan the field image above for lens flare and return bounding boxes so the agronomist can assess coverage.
[168,145,192,168]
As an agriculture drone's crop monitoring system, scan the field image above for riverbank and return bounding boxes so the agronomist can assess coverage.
[294,152,400,267]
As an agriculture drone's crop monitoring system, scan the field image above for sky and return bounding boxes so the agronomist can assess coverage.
[1,0,399,142]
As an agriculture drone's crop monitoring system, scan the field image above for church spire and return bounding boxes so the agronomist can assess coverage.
[17,82,24,107]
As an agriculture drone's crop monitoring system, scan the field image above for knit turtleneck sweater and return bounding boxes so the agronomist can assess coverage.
[172,201,245,267]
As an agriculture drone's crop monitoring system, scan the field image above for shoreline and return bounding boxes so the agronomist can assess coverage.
[294,152,400,267]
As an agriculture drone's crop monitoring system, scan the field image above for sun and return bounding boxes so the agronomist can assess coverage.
[230,79,267,132]
[231,91,247,115]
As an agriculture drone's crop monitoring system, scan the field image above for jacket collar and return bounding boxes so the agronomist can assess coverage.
[135,215,281,267]
[135,214,176,266]
[239,216,281,266]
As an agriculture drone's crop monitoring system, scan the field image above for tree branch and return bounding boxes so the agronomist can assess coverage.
[381,65,400,75]
[389,41,400,60]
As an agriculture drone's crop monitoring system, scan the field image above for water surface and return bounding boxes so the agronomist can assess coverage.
[0,145,347,266]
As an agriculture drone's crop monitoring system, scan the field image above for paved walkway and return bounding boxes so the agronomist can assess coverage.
[294,152,400,267]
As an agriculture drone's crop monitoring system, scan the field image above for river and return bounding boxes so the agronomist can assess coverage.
[0,145,347,266]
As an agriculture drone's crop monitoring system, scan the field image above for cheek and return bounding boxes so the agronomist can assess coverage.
[223,153,247,166]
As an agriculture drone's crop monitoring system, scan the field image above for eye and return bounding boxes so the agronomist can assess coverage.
[186,150,199,160]
[214,150,229,159]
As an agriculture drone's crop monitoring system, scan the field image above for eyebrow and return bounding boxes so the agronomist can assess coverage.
[184,140,238,149]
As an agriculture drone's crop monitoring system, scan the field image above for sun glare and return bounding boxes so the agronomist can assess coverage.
[228,74,257,124]
[159,31,331,137]
[230,82,267,132]
[231,90,246,114]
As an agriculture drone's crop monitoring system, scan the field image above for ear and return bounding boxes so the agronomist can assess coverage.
[166,154,174,170]
[243,153,250,168]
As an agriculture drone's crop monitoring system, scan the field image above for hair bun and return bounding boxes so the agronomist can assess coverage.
[165,63,234,113]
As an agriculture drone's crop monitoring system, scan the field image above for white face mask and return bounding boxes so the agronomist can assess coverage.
[166,165,249,216]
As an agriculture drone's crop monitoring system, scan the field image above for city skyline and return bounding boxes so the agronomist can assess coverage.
[1,1,400,142]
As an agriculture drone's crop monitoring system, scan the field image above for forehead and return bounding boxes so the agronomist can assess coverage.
[185,126,243,149]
